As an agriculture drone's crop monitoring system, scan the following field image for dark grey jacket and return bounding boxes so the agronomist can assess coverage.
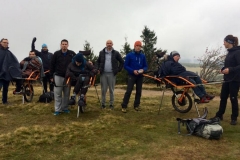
[97,48,124,75]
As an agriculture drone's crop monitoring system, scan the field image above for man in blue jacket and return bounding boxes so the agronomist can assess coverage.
[121,41,148,113]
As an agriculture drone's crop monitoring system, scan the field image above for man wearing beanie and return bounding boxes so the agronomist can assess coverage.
[50,39,76,116]
[121,41,148,113]
[66,52,98,106]
[97,40,124,109]
[31,37,54,93]
[160,51,214,103]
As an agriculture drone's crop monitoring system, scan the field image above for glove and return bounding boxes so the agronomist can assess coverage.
[32,37,37,43]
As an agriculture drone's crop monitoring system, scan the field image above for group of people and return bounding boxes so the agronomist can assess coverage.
[0,34,239,125]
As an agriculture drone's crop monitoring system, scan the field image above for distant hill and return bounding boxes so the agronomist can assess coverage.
[181,63,200,67]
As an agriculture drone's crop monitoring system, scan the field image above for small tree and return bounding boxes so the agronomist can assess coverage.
[198,47,226,81]
[118,37,132,84]
[120,37,132,61]
[83,40,98,64]
[140,26,157,71]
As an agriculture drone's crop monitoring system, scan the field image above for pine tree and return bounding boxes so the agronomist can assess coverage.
[120,37,132,61]
[83,40,98,63]
[140,26,157,71]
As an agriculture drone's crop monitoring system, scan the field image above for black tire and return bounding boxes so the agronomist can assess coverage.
[172,91,192,113]
[23,84,34,102]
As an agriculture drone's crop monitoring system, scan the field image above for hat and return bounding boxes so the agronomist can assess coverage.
[75,53,84,63]
[170,51,180,57]
[42,44,47,48]
[134,41,142,47]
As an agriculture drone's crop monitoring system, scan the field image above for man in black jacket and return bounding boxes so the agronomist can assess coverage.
[32,37,53,93]
[0,38,21,104]
[50,39,76,115]
[97,40,124,109]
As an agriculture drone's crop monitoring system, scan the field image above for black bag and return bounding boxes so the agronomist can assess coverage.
[177,107,223,140]
[38,92,54,103]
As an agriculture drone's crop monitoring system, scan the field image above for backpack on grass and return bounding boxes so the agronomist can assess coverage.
[38,92,54,103]
[177,107,223,140]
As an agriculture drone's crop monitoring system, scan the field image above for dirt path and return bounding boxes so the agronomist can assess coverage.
[113,88,221,101]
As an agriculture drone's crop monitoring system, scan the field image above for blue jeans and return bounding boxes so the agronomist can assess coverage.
[188,76,206,98]
[0,79,10,103]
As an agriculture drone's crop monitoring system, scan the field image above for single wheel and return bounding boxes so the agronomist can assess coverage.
[23,84,34,102]
[172,91,192,113]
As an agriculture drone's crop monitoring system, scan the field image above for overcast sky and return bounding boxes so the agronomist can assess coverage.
[1,0,240,63]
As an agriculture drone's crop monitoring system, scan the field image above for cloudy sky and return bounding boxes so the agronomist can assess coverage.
[1,0,240,63]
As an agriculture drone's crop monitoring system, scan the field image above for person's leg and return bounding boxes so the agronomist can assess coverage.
[194,77,207,95]
[100,73,108,107]
[45,73,54,92]
[0,80,3,103]
[42,76,48,93]
[122,75,136,108]
[2,80,10,104]
[134,76,143,108]
[80,76,90,95]
[188,78,205,98]
[54,75,64,112]
[216,82,230,118]
[108,73,116,106]
[73,76,82,95]
[62,85,71,112]
[229,81,239,121]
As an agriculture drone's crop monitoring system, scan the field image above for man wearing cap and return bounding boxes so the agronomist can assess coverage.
[121,41,148,113]
[31,37,53,93]
[97,40,124,109]
[160,51,214,103]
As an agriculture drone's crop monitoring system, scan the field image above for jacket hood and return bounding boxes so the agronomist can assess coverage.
[228,46,240,52]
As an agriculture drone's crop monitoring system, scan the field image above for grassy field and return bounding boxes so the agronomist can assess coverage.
[0,84,240,160]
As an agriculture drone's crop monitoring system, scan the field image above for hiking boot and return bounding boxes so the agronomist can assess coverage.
[211,116,223,122]
[230,120,237,125]
[205,94,215,100]
[68,96,76,105]
[62,109,70,114]
[199,96,210,103]
[78,94,86,106]
[109,105,114,110]
[53,111,61,116]
[122,108,127,113]
[134,107,141,111]
[13,90,23,95]
[101,104,106,109]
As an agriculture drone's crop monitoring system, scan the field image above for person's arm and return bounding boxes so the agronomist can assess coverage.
[228,52,240,74]
[142,55,148,72]
[31,37,41,56]
[116,52,124,72]
[124,54,134,74]
[50,52,57,79]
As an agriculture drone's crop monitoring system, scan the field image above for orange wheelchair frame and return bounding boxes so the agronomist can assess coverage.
[143,72,209,117]
[14,70,50,104]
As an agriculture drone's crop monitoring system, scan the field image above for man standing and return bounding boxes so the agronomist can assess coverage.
[121,41,148,113]
[0,38,21,104]
[32,37,53,93]
[97,40,124,109]
[50,39,76,115]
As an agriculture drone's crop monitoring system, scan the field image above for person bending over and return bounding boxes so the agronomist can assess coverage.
[66,53,97,106]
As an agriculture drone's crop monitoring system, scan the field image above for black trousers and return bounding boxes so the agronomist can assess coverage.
[42,72,54,92]
[122,75,143,108]
[73,76,90,95]
[0,79,10,103]
[216,81,239,120]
